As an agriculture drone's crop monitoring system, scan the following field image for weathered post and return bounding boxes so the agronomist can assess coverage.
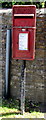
[21,60,26,114]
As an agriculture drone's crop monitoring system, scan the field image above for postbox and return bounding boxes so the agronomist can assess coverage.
[12,5,36,60]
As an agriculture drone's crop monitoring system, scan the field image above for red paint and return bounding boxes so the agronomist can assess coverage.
[12,5,36,60]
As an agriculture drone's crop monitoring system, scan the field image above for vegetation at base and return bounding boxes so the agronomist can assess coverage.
[2,98,43,112]
[0,1,46,8]
[0,98,45,118]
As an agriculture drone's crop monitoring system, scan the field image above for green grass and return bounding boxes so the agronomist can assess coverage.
[0,98,45,118]
[0,107,44,118]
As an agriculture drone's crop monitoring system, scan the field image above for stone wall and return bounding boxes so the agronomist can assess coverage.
[1,8,46,103]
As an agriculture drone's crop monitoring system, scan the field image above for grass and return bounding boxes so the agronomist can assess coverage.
[0,107,44,118]
[0,98,45,118]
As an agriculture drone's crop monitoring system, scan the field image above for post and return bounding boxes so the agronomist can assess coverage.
[21,60,26,114]
[5,29,12,98]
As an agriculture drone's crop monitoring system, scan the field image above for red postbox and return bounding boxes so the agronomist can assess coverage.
[12,5,36,60]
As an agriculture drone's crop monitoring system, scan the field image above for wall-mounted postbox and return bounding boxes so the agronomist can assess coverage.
[12,5,36,60]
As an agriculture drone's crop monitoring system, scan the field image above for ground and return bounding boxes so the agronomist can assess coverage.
[0,98,46,119]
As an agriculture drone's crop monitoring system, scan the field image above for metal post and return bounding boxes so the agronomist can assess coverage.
[21,60,26,114]
[5,29,12,98]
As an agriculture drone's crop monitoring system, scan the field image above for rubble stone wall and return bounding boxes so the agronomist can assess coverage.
[1,8,46,103]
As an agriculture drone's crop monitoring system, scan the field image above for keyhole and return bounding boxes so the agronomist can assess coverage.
[17,42,18,44]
